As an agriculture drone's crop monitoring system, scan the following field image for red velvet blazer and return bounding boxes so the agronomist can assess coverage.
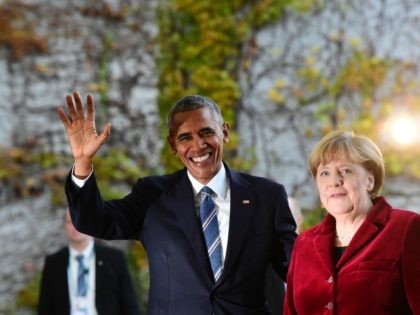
[284,197,420,315]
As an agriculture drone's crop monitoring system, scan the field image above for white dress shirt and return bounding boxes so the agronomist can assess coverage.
[68,239,97,315]
[187,164,231,265]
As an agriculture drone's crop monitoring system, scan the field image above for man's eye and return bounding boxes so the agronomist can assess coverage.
[177,136,190,142]
[202,130,215,136]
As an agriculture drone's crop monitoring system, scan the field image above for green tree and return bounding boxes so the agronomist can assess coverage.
[157,0,296,172]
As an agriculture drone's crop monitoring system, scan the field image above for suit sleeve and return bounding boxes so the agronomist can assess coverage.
[283,235,299,315]
[402,213,420,313]
[271,184,298,281]
[65,171,146,240]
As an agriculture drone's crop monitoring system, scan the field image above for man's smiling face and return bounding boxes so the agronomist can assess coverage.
[168,107,229,184]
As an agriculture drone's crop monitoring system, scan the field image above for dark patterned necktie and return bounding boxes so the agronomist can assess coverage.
[199,186,223,281]
[76,254,87,296]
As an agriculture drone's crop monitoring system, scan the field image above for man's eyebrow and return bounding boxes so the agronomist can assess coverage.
[176,127,215,140]
[199,127,215,133]
[176,132,191,140]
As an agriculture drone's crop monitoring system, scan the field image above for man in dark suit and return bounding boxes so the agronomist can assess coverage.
[57,92,297,315]
[38,209,141,315]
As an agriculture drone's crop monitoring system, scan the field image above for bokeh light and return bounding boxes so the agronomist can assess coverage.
[388,116,418,145]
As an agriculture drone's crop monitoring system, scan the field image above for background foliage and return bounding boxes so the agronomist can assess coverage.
[157,0,294,172]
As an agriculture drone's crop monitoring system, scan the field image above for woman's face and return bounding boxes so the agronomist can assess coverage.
[316,158,375,217]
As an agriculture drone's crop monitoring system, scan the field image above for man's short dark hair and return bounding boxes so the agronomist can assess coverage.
[167,95,223,132]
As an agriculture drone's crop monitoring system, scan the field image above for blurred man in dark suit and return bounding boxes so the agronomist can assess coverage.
[38,209,141,315]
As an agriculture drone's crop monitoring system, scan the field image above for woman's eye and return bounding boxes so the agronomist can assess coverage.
[341,168,352,175]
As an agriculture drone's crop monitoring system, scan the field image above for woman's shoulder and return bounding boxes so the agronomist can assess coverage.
[297,221,328,242]
[389,208,418,222]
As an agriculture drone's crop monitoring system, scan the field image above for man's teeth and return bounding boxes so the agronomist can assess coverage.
[192,153,210,162]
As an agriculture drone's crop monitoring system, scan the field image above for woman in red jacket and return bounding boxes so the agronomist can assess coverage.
[284,130,419,315]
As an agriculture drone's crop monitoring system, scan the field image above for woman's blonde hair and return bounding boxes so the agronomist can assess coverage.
[308,130,385,197]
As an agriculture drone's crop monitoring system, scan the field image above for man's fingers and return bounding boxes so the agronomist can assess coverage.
[66,94,77,122]
[86,94,95,121]
[57,107,71,127]
[73,91,85,121]
[98,123,112,143]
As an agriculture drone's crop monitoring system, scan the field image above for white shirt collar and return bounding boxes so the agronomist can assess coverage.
[69,238,94,260]
[187,163,228,199]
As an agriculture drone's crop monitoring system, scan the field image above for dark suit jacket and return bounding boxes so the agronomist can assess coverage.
[66,164,297,315]
[265,263,285,315]
[284,197,420,315]
[38,243,141,315]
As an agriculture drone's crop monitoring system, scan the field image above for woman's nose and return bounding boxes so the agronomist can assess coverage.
[330,173,343,186]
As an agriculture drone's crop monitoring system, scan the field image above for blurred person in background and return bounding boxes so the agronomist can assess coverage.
[284,130,420,315]
[265,197,302,314]
[38,209,141,315]
[286,198,302,234]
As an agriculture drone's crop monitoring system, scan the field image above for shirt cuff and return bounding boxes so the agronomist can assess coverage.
[71,164,93,187]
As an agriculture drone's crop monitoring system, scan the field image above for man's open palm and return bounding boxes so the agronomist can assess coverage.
[57,91,111,176]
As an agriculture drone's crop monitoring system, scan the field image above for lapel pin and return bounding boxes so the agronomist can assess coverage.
[98,260,103,266]
[242,200,250,204]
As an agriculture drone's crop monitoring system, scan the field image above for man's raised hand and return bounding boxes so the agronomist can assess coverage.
[57,91,111,178]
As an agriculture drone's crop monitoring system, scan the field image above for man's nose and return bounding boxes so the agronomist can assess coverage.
[192,136,206,149]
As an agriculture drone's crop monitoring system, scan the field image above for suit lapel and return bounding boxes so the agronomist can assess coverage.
[56,248,71,314]
[169,167,260,284]
[313,216,336,273]
[217,168,255,285]
[170,171,213,280]
[94,244,108,310]
[336,198,390,269]
[95,244,110,289]
[312,211,384,272]
[336,222,379,269]
[94,244,102,285]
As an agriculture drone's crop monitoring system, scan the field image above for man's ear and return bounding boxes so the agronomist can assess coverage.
[167,135,177,154]
[222,122,230,143]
